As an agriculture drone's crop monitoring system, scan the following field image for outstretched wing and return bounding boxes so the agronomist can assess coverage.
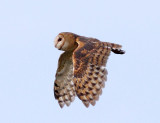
[54,51,75,108]
[72,36,122,107]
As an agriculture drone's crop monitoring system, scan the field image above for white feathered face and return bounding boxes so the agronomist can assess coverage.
[54,34,65,50]
[54,32,78,51]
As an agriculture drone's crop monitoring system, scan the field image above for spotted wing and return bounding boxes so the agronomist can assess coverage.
[73,36,122,107]
[54,51,75,108]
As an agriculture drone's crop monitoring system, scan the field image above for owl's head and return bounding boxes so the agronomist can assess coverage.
[54,32,78,51]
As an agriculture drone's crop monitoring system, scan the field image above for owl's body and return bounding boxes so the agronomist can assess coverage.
[54,32,125,108]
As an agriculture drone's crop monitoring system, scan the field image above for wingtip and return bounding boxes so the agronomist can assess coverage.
[111,49,125,54]
[59,102,65,108]
[83,101,90,108]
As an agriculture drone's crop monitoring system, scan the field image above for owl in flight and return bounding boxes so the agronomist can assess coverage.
[54,32,125,108]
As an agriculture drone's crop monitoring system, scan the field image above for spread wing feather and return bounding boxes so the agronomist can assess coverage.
[54,51,75,108]
[73,36,122,107]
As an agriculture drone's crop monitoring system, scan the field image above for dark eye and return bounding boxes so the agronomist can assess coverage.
[58,37,62,42]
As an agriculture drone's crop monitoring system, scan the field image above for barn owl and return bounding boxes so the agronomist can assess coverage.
[54,32,125,108]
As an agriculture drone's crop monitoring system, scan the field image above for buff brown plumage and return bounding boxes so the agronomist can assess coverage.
[54,32,125,108]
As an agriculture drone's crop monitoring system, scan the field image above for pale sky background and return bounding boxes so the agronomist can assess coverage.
[0,0,160,123]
